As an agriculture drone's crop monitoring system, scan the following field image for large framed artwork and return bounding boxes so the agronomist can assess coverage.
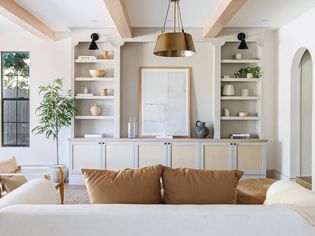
[139,67,191,137]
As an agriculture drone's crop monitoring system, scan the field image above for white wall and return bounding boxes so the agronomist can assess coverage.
[0,32,72,166]
[120,42,213,137]
[276,9,315,189]
[300,51,312,176]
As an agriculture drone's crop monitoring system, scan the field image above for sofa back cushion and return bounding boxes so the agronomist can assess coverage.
[162,167,243,204]
[81,165,163,204]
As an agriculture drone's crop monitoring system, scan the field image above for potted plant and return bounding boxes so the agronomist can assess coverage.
[234,66,262,78]
[32,79,76,182]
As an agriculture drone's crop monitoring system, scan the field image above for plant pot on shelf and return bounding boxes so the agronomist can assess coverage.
[246,73,253,79]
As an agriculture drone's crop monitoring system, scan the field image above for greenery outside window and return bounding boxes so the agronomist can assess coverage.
[1,52,30,146]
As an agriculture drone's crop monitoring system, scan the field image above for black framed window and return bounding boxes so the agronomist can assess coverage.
[1,52,30,147]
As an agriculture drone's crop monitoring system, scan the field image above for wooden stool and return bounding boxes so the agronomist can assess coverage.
[237,178,277,204]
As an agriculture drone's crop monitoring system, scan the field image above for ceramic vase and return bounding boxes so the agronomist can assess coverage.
[194,120,209,138]
[103,51,110,59]
[222,84,235,96]
[90,104,101,116]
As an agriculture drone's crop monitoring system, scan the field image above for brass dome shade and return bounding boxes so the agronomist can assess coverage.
[154,0,196,57]
[154,32,196,57]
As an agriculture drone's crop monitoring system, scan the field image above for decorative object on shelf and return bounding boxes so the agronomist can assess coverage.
[88,33,99,50]
[76,93,93,97]
[90,104,101,116]
[103,51,110,59]
[153,0,195,57]
[222,84,235,96]
[89,69,106,77]
[223,108,230,117]
[78,56,96,60]
[128,117,137,138]
[32,79,76,182]
[234,53,242,60]
[238,112,249,117]
[241,89,249,96]
[230,133,251,139]
[100,88,109,96]
[194,120,209,138]
[237,32,248,50]
[234,66,262,78]
[246,73,253,78]
[84,133,106,138]
[223,75,230,78]
[139,67,190,137]
[84,84,89,94]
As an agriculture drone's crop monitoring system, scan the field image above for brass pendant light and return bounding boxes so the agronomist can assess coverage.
[154,0,196,57]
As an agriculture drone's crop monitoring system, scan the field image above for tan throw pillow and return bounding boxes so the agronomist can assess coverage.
[81,165,164,204]
[162,167,244,204]
[0,157,27,192]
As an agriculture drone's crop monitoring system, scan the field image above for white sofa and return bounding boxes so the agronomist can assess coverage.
[0,179,314,236]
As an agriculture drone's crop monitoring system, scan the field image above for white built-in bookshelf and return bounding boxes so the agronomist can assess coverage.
[213,40,263,139]
[71,40,120,138]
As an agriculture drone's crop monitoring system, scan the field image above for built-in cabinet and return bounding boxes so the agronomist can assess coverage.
[69,139,266,184]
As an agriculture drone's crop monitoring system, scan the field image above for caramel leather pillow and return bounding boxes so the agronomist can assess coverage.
[81,165,163,204]
[162,167,243,204]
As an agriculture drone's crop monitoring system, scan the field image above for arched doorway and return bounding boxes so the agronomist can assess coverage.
[290,48,313,182]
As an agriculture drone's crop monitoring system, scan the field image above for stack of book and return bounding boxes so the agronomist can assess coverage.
[84,133,106,138]
[230,133,251,139]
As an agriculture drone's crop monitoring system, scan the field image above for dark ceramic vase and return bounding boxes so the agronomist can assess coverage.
[194,120,209,138]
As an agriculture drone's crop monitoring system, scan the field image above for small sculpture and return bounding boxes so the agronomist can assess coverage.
[194,120,209,138]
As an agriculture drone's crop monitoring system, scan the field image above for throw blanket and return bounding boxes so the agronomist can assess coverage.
[265,184,315,226]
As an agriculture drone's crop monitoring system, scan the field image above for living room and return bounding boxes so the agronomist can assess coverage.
[0,0,314,235]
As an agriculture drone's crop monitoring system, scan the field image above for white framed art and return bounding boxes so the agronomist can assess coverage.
[139,67,191,137]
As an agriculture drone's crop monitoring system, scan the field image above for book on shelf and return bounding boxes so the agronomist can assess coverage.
[84,133,106,138]
[78,56,96,60]
[230,133,251,139]
[76,93,94,97]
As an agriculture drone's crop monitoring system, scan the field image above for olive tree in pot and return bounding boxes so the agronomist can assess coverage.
[32,79,76,183]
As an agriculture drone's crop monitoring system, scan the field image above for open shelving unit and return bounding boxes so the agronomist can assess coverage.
[71,39,120,138]
[214,41,263,139]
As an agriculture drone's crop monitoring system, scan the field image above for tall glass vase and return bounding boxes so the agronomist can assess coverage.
[128,117,137,138]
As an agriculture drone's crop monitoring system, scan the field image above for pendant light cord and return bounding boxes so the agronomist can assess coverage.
[162,0,171,33]
[177,1,184,32]
[161,0,185,33]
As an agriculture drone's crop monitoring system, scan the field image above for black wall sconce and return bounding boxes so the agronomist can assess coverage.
[88,33,99,50]
[237,33,248,50]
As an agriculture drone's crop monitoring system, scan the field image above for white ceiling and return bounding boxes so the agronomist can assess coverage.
[0,0,314,33]
[227,0,315,28]
[14,0,115,31]
[124,0,222,28]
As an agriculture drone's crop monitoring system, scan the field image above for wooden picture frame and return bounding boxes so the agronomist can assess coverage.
[139,67,191,137]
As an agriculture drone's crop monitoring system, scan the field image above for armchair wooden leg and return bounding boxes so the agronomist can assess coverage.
[58,166,64,205]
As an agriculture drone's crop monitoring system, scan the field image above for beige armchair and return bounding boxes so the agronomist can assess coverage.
[0,157,64,204]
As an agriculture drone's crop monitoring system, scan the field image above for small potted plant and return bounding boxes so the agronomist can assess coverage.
[32,79,76,182]
[234,66,262,78]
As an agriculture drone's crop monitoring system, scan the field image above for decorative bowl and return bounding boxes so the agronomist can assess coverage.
[89,70,106,77]
[238,112,249,117]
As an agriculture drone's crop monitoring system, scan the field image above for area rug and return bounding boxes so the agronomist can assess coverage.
[63,185,90,204]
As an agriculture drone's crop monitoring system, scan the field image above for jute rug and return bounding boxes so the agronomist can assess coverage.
[63,185,90,204]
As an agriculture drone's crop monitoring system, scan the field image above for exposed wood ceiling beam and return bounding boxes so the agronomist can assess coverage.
[103,0,132,38]
[0,0,55,40]
[203,0,247,38]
